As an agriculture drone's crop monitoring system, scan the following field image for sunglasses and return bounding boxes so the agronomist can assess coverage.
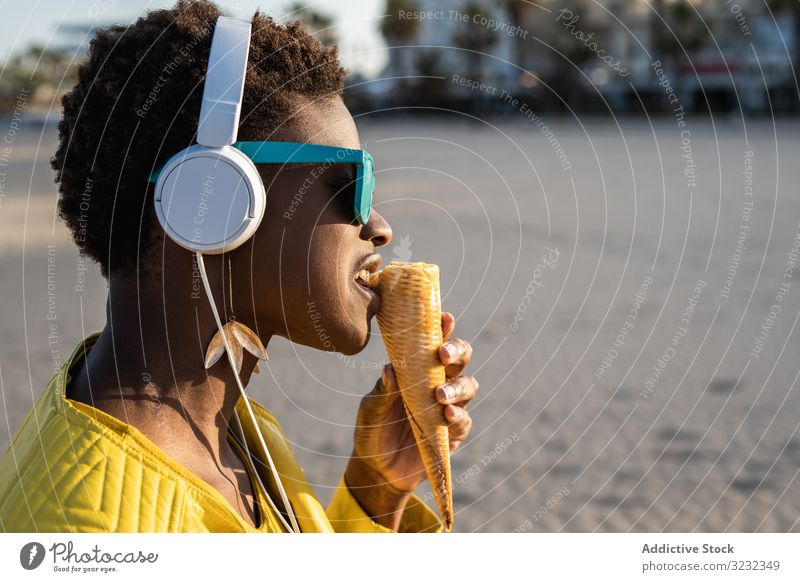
[149,141,375,225]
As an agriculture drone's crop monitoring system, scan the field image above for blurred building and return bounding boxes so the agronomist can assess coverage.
[592,0,798,113]
[376,0,800,113]
[377,0,522,108]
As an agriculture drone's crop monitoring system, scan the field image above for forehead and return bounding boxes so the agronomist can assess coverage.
[269,96,361,150]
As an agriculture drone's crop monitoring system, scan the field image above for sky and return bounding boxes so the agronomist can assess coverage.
[0,0,389,77]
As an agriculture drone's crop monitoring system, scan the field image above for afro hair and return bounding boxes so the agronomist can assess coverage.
[51,0,347,278]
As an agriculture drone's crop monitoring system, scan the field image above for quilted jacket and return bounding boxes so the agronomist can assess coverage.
[0,334,441,533]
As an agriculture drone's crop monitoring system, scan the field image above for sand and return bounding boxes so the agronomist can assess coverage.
[1,117,799,532]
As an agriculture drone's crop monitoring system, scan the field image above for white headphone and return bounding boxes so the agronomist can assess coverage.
[154,16,265,254]
[153,16,300,533]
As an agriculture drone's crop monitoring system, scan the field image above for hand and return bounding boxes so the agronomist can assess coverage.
[344,312,478,528]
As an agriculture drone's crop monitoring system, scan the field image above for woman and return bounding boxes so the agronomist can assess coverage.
[0,1,477,532]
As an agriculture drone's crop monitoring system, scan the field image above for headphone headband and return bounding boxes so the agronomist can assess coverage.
[153,16,265,255]
[197,16,251,147]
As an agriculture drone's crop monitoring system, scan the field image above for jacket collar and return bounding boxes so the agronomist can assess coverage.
[57,333,334,532]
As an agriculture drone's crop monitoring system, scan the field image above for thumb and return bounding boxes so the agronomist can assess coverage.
[363,364,400,414]
[374,363,399,396]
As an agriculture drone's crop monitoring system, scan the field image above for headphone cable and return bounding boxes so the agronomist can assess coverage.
[196,251,301,533]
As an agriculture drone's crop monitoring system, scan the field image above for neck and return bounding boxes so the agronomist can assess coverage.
[68,258,271,464]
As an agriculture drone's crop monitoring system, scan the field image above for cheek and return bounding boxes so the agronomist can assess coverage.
[254,223,357,343]
[304,225,369,347]
[248,180,364,348]
[307,224,352,305]
[244,210,316,332]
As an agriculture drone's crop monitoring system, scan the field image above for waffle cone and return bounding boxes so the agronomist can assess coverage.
[369,261,453,530]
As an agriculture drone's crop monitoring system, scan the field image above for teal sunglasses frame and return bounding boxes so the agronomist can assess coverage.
[149,141,375,225]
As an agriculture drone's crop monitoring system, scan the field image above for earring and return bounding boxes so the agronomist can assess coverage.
[204,256,269,376]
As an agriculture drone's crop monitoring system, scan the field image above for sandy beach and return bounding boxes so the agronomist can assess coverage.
[1,116,799,532]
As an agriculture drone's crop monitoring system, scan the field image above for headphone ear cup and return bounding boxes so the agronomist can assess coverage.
[154,145,265,254]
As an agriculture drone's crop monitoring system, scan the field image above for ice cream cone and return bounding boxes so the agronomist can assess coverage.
[369,261,453,531]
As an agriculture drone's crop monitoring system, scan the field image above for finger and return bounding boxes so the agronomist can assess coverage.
[444,404,462,423]
[438,337,471,365]
[369,364,398,397]
[441,311,455,340]
[438,337,473,376]
[445,406,472,441]
[435,376,479,405]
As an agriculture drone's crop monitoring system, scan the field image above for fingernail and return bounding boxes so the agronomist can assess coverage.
[444,343,458,360]
[437,385,452,402]
[446,384,456,401]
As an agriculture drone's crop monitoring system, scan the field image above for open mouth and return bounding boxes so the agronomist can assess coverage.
[353,255,381,306]
[354,269,372,288]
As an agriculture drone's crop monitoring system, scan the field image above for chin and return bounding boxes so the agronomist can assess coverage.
[335,318,373,355]
[302,276,378,354]
[331,279,379,355]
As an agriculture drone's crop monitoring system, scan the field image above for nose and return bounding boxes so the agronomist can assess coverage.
[361,208,392,248]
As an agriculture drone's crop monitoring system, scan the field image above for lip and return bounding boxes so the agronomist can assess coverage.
[353,276,379,305]
[353,253,382,311]
[354,253,382,276]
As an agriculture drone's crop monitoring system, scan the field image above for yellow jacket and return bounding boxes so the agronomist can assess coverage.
[0,335,441,533]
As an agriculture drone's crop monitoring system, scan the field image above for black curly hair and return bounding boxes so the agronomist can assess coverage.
[51,0,347,278]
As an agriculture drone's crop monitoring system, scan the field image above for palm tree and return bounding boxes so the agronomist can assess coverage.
[411,49,447,106]
[501,0,532,73]
[451,2,498,82]
[380,0,422,88]
[548,0,602,107]
[0,45,77,112]
[381,0,421,43]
